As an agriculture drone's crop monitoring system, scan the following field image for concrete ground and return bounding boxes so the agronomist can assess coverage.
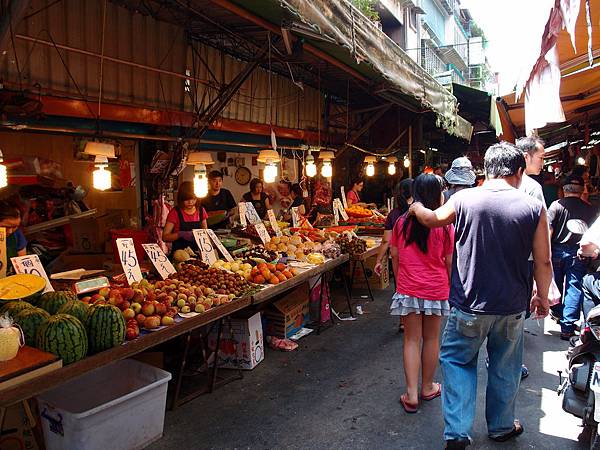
[150,286,585,450]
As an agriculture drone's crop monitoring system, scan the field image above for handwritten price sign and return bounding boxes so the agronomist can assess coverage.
[340,186,348,209]
[238,202,248,227]
[143,243,176,280]
[245,202,262,225]
[291,207,300,228]
[254,222,271,244]
[116,238,143,285]
[206,229,234,262]
[193,229,218,265]
[11,254,54,292]
[267,209,282,237]
[334,199,349,220]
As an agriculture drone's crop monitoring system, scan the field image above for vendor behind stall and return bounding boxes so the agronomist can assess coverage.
[242,178,271,219]
[162,182,208,255]
[346,178,364,206]
[200,170,237,229]
[0,200,27,260]
[289,183,306,215]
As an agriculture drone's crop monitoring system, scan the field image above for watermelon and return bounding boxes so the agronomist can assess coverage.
[0,274,46,304]
[58,300,90,324]
[86,304,126,354]
[38,291,77,315]
[36,314,88,364]
[0,300,33,318]
[14,307,50,346]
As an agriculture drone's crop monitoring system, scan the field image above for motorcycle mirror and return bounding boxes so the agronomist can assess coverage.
[567,219,589,235]
[586,304,600,324]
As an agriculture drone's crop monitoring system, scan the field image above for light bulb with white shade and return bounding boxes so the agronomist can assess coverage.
[403,157,410,168]
[321,160,332,178]
[577,157,586,165]
[305,154,317,177]
[92,155,111,191]
[264,160,278,183]
[194,164,208,198]
[388,162,396,175]
[366,163,375,177]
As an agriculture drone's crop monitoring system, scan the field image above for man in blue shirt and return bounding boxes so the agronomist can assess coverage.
[410,142,553,449]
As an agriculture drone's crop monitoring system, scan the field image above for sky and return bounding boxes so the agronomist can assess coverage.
[460,0,555,95]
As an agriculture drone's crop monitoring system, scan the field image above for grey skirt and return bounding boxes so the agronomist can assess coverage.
[390,292,450,316]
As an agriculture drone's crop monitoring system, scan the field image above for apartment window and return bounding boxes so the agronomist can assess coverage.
[408,8,418,31]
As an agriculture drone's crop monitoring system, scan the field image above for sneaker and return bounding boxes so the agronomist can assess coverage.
[445,438,471,449]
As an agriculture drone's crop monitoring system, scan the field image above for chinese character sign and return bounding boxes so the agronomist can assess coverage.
[11,254,54,292]
[142,243,176,280]
[116,238,143,285]
[192,229,218,265]
[267,209,282,237]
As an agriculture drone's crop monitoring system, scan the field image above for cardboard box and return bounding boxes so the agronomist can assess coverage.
[351,253,390,290]
[69,209,132,253]
[208,312,264,370]
[264,283,310,338]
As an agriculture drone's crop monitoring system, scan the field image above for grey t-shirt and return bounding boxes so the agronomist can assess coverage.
[520,174,546,207]
[548,197,597,246]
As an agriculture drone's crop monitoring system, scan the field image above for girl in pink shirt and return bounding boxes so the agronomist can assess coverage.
[390,174,454,414]
[346,178,363,205]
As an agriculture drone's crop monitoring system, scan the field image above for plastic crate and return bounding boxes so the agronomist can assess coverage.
[37,359,172,450]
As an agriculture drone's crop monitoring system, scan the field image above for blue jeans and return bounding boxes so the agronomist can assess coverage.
[552,245,587,333]
[440,308,525,441]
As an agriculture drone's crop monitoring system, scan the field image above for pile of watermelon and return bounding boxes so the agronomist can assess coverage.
[2,291,126,365]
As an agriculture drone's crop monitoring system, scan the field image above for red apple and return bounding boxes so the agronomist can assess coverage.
[81,296,92,304]
[121,288,135,301]
[119,300,131,311]
[166,307,178,318]
[109,293,124,307]
[122,308,135,320]
[146,291,156,302]
[91,294,105,304]
[132,289,144,303]
[135,313,146,325]
[141,301,155,316]
[126,318,138,327]
[154,302,167,316]
[126,327,140,341]
[143,315,161,329]
[98,287,111,298]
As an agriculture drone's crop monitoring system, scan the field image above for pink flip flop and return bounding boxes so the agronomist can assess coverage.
[421,383,442,401]
[400,393,418,414]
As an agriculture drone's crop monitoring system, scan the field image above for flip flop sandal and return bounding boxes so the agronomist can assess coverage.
[421,383,442,401]
[399,393,418,414]
[489,420,524,442]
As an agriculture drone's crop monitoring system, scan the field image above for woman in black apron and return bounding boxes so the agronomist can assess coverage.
[0,200,27,275]
[242,178,271,219]
[162,182,208,256]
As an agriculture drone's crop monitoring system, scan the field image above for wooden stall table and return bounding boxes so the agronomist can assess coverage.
[0,297,251,409]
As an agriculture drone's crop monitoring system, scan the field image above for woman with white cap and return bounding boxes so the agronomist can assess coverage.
[443,156,476,201]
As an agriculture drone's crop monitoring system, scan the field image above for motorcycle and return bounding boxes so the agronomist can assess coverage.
[559,303,600,449]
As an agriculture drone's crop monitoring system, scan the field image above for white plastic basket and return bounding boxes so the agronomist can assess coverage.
[37,359,172,450]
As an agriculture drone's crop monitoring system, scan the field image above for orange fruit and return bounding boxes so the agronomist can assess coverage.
[276,263,286,272]
[269,276,280,285]
[251,267,260,277]
[257,263,267,271]
[260,269,271,280]
[282,269,293,279]
[254,275,266,284]
[267,263,276,273]
[275,271,286,282]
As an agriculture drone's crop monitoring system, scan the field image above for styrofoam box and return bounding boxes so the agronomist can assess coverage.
[37,359,172,450]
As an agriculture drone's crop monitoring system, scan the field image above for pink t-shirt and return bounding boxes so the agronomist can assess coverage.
[165,207,208,233]
[347,190,360,205]
[390,217,454,300]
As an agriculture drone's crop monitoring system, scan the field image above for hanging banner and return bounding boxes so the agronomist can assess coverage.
[0,228,6,279]
[267,209,282,237]
[206,229,234,262]
[143,243,176,280]
[193,229,218,265]
[254,222,271,244]
[116,238,143,285]
[11,254,54,293]
[340,186,348,209]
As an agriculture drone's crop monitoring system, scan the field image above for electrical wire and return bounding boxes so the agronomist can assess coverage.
[97,0,108,120]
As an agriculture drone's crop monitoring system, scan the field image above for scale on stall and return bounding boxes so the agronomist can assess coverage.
[50,269,110,295]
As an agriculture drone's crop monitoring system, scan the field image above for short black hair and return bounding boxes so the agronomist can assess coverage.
[176,181,196,207]
[516,136,545,157]
[484,142,526,179]
[291,183,303,197]
[208,170,223,181]
[0,200,20,221]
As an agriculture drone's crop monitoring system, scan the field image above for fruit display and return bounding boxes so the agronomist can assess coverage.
[335,234,367,256]
[14,307,50,346]
[0,274,46,303]
[169,264,252,298]
[288,228,328,242]
[0,314,22,362]
[345,205,373,218]
[342,216,385,225]
[212,259,254,280]
[237,246,278,262]
[151,278,218,317]
[58,300,90,323]
[38,291,78,315]
[86,304,126,354]
[321,241,342,259]
[264,235,323,261]
[0,300,33,317]
[249,262,297,285]
[306,253,326,265]
[36,314,88,365]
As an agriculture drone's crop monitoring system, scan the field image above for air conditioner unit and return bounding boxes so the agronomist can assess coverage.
[469,65,482,80]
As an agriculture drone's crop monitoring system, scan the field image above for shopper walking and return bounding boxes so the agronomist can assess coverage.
[389,174,454,414]
[410,142,552,448]
[443,156,475,201]
[547,175,597,339]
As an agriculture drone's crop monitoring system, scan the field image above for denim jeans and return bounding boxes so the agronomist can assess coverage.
[440,308,525,441]
[552,244,587,333]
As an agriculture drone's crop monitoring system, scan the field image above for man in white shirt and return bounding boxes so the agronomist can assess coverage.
[517,136,546,205]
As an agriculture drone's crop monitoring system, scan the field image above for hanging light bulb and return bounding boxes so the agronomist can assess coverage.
[321,160,333,178]
[387,156,398,175]
[403,156,411,168]
[194,164,208,198]
[547,165,553,173]
[258,149,280,183]
[364,156,377,177]
[305,154,317,177]
[577,157,586,165]
[0,150,7,189]
[92,155,111,191]
[264,160,278,183]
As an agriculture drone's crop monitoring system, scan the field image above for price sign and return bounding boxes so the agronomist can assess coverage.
[193,229,218,265]
[341,186,348,209]
[116,238,143,285]
[334,199,349,221]
[291,207,300,228]
[0,227,6,279]
[387,198,392,212]
[333,202,339,226]
[254,222,271,244]
[267,209,281,237]
[245,202,262,225]
[11,254,54,292]
[143,243,176,280]
[206,229,234,262]
[238,202,248,227]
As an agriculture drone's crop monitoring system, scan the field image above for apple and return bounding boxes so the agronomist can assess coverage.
[195,304,206,314]
[122,308,135,320]
[157,292,168,301]
[98,287,111,298]
[132,289,144,303]
[141,301,155,316]
[121,288,135,301]
[81,296,92,304]
[155,302,167,316]
[144,315,161,329]
[161,316,175,326]
[176,299,186,308]
[126,327,139,341]
[202,300,212,310]
[118,300,130,311]
[91,294,105,304]
[127,318,138,327]
[109,293,124,307]
[131,302,142,314]
[135,313,146,325]
[180,305,191,313]
[146,291,156,302]
[166,307,178,318]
